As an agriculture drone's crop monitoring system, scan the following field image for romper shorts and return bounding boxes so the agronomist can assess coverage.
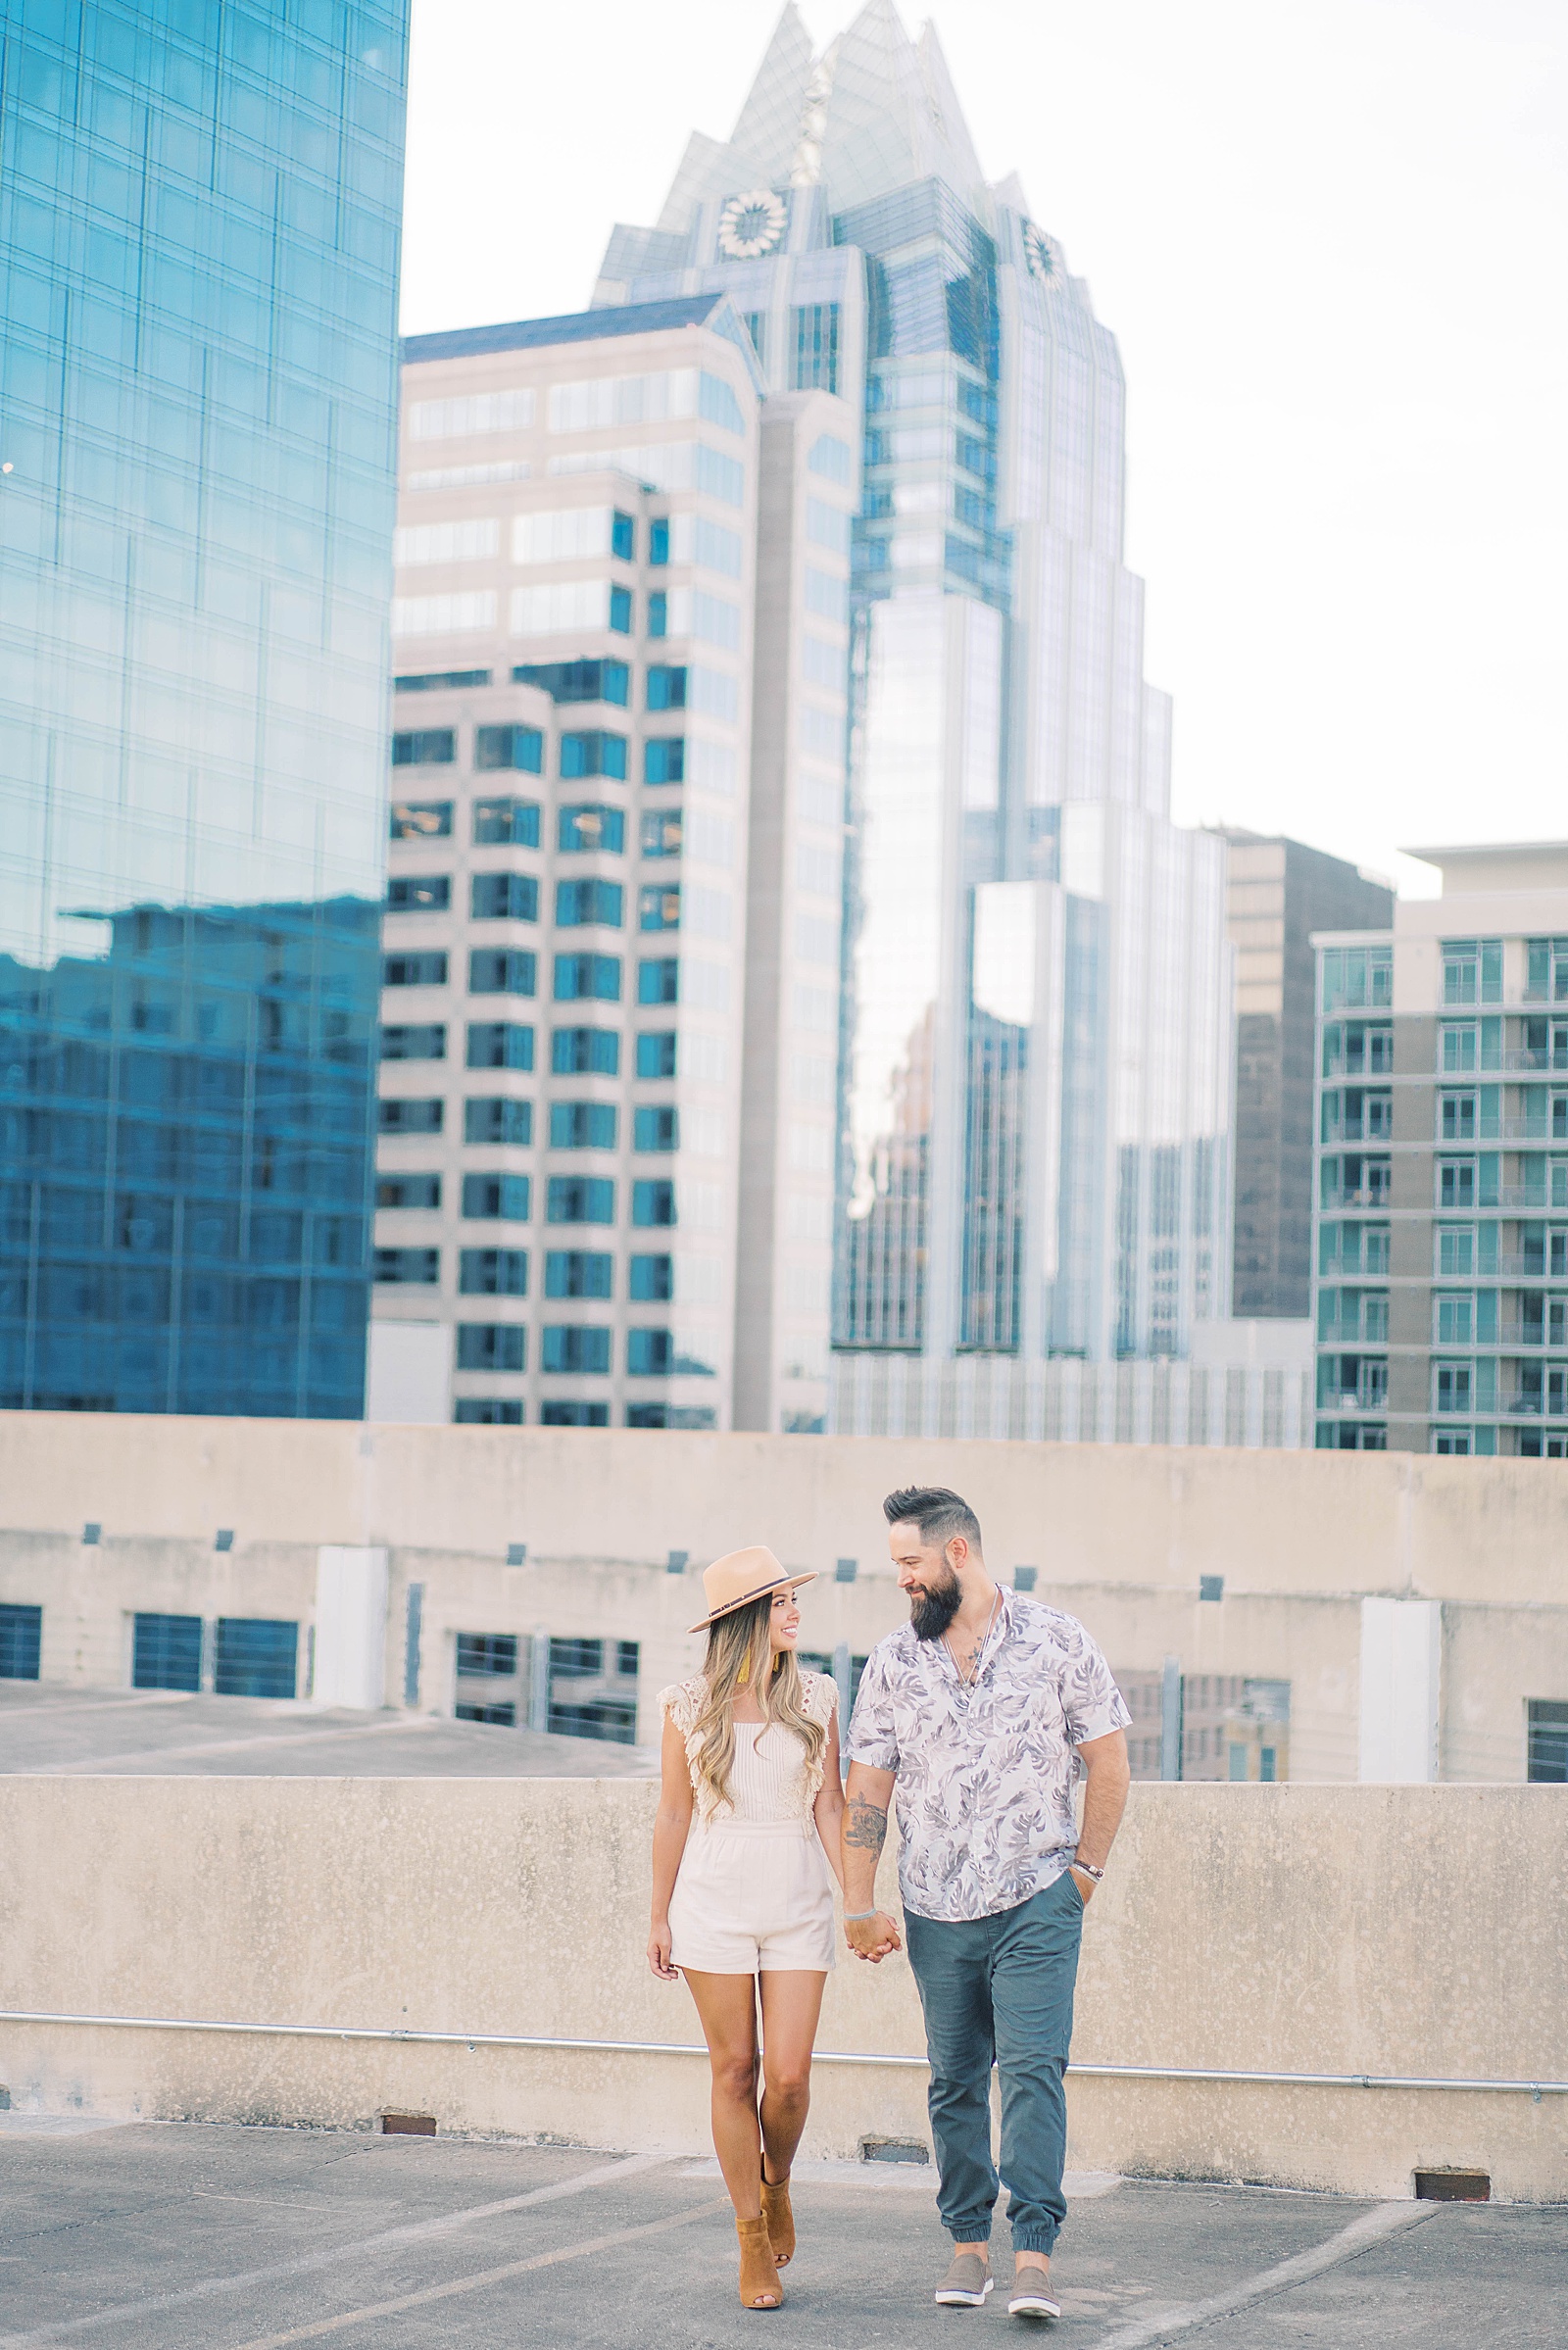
[669,1818,837,1975]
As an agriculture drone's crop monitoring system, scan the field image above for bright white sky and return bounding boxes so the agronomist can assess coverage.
[401,0,1568,900]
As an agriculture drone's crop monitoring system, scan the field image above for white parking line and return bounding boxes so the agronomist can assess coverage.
[0,2150,674,2349]
[1086,2200,1439,2349]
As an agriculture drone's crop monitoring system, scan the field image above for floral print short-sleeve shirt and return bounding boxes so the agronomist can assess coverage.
[846,1590,1130,1923]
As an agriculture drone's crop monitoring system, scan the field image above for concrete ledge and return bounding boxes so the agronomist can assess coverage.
[0,1779,1563,2200]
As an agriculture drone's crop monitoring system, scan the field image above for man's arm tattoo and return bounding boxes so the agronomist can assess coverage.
[845,1797,888,1854]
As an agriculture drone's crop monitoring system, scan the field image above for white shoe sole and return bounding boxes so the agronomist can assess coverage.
[1007,2289,1061,2319]
[935,2277,995,2306]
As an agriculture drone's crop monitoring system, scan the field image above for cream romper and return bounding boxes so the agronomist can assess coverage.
[660,1669,839,1976]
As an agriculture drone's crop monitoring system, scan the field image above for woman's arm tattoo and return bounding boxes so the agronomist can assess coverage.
[844,1797,888,1854]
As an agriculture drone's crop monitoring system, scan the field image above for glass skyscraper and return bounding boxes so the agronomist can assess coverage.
[599,0,1233,1418]
[0,2,408,1416]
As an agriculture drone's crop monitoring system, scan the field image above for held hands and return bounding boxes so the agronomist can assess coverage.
[647,1920,680,1982]
[844,1908,903,1963]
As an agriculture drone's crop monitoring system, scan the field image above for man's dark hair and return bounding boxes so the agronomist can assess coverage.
[883,1486,983,1559]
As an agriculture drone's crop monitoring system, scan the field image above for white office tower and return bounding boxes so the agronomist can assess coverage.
[598,2,1234,1440]
[369,299,856,1431]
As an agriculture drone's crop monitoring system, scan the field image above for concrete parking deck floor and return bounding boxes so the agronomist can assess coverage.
[0,2118,1561,2350]
[0,1685,656,1778]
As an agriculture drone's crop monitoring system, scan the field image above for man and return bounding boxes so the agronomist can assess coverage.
[842,1486,1131,2320]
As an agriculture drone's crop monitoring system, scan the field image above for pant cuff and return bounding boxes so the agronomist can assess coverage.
[943,2219,994,2244]
[1010,2227,1058,2254]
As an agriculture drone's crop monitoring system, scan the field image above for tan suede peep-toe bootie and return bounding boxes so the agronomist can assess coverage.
[736,2214,783,2309]
[760,2171,795,2266]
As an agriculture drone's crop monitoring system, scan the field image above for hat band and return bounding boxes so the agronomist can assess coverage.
[709,1575,793,1619]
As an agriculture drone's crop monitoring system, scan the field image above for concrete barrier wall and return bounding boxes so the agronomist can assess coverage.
[1,1777,1563,2201]
[5,1415,1568,1779]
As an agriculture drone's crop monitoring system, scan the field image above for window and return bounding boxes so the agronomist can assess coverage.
[1434,1362,1472,1414]
[1443,938,1503,1006]
[462,1173,531,1221]
[474,725,544,775]
[649,517,670,565]
[634,1106,678,1152]
[639,958,679,1005]
[457,1633,519,1678]
[551,1102,617,1150]
[133,1611,202,1692]
[378,1099,444,1134]
[1436,1295,1474,1346]
[472,797,542,848]
[377,1175,441,1210]
[214,1619,297,1700]
[639,885,681,932]
[546,1249,613,1298]
[468,949,537,997]
[1526,938,1568,1004]
[374,1247,440,1285]
[391,729,456,767]
[641,810,682,858]
[457,1324,526,1372]
[547,1176,615,1224]
[646,665,687,710]
[557,878,624,927]
[387,876,450,912]
[541,1401,610,1427]
[559,806,626,854]
[553,1027,619,1076]
[1528,1699,1568,1782]
[610,584,633,634]
[410,387,535,439]
[1319,946,1394,1012]
[637,1032,677,1079]
[612,510,635,561]
[808,432,853,485]
[0,1602,42,1681]
[1441,1023,1478,1073]
[554,954,622,1003]
[465,1098,532,1146]
[699,372,746,433]
[1439,1160,1477,1209]
[560,730,627,780]
[513,659,630,707]
[647,591,667,638]
[632,1180,676,1227]
[630,1253,672,1301]
[390,801,454,840]
[381,1024,447,1061]
[1441,1092,1477,1142]
[396,669,492,693]
[542,1325,612,1374]
[1438,1226,1476,1277]
[645,738,684,784]
[454,1401,523,1428]
[383,953,448,988]
[793,303,840,393]
[627,1328,672,1376]
[471,874,538,922]
[460,1248,528,1296]
[466,1022,534,1070]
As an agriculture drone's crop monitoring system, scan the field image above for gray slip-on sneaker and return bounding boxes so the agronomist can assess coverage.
[1007,2268,1061,2320]
[935,2252,994,2307]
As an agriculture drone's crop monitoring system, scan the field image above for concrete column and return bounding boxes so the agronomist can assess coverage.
[312,1547,390,1711]
[403,1583,424,1709]
[1160,1655,1183,1781]
[1358,1597,1442,1782]
[528,1627,551,1732]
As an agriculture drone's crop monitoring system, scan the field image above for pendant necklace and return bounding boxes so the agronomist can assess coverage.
[945,1589,1001,1688]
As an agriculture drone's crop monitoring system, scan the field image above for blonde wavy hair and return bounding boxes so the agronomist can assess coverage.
[691,1592,826,1814]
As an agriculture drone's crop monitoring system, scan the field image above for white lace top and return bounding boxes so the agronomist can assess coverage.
[658,1670,838,1825]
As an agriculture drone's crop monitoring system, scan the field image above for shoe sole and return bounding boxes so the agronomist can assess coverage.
[1007,2295,1061,2320]
[935,2280,995,2306]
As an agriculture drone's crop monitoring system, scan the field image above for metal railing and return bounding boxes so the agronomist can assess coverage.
[0,2007,1563,2099]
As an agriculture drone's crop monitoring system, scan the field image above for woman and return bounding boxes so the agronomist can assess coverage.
[648,1546,844,2312]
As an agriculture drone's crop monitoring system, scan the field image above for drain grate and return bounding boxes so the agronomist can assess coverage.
[379,2111,437,2137]
[1413,2169,1490,2202]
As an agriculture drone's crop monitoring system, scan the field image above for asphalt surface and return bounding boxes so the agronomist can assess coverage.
[0,2118,1560,2349]
[0,1685,656,1777]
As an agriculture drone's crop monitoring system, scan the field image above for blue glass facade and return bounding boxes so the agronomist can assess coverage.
[0,0,408,1414]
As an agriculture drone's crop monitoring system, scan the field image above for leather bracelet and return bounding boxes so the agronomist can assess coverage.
[1070,1856,1105,1882]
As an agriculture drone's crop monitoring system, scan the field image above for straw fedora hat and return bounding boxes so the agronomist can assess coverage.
[687,1545,816,1635]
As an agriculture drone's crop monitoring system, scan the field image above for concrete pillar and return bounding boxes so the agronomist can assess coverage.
[528,1627,551,1732]
[1160,1654,1183,1781]
[1358,1597,1442,1782]
[365,1320,449,1423]
[312,1546,390,1711]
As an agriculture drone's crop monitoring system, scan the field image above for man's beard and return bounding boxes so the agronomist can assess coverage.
[908,1572,962,1641]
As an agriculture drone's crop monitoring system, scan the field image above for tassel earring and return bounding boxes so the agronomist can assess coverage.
[737,1656,751,1687]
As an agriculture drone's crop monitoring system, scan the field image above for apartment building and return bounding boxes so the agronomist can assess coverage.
[1312,842,1568,1455]
[367,296,855,1431]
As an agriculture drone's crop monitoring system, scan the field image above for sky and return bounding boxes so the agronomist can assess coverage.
[400,0,1568,900]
